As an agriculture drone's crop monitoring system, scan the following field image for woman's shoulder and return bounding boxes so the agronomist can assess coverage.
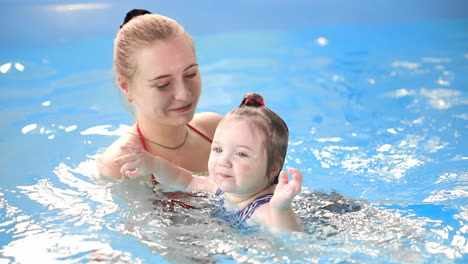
[97,132,139,179]
[190,112,223,138]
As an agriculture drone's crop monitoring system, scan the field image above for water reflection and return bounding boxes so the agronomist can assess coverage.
[1,159,464,263]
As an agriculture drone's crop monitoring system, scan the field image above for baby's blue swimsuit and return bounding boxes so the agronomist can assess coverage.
[212,189,273,230]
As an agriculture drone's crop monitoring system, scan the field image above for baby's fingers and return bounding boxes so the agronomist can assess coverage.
[288,168,303,185]
[119,160,143,179]
[113,153,136,165]
[278,171,289,185]
[120,142,143,153]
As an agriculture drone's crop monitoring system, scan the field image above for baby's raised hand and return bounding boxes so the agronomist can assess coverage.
[270,167,303,211]
[113,143,160,179]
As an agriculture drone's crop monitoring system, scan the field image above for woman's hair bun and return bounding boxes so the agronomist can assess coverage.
[120,9,151,29]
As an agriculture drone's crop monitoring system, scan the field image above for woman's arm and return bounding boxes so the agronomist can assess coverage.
[97,135,140,179]
[99,112,221,180]
[114,143,216,192]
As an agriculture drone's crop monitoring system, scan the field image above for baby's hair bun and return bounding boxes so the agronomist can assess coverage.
[240,92,265,107]
[120,9,151,29]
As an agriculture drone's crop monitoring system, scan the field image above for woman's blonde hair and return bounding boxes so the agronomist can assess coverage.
[114,13,194,84]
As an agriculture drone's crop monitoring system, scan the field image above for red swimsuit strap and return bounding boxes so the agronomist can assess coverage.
[136,122,208,208]
[137,123,212,151]
[136,123,158,184]
[186,123,213,143]
[136,123,149,151]
[135,122,212,185]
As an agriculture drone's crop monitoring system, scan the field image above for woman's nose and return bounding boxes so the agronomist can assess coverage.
[174,80,191,101]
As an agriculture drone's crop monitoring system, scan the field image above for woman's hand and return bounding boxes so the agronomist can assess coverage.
[113,143,160,179]
[270,167,303,211]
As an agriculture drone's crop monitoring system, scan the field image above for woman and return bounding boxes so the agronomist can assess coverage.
[97,10,222,181]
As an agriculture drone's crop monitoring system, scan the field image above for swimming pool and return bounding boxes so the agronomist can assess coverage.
[1,1,467,263]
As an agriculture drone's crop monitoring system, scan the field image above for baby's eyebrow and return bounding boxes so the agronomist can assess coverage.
[234,144,254,152]
[211,141,255,152]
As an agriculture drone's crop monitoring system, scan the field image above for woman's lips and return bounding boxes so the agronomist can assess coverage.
[170,103,192,113]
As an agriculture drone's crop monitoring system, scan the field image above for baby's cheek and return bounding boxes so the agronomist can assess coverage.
[207,158,216,174]
[238,162,258,175]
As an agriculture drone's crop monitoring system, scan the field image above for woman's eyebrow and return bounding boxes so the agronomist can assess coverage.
[184,63,199,71]
[148,64,199,82]
[148,74,170,82]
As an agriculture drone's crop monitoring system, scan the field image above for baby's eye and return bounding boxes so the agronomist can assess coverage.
[236,152,248,158]
[212,147,222,153]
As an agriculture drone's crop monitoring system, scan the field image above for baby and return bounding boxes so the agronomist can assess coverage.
[115,92,303,232]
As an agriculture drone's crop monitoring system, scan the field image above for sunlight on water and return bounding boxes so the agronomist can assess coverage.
[80,124,131,136]
[0,156,465,263]
[0,160,148,263]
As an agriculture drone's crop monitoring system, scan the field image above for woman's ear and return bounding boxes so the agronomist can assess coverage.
[118,75,133,102]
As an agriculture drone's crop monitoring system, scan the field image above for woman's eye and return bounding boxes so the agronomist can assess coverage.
[156,82,170,89]
[184,72,197,79]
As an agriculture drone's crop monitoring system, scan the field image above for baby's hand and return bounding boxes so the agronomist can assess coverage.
[113,143,160,179]
[270,168,303,211]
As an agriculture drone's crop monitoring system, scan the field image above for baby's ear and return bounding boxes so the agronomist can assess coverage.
[269,160,282,181]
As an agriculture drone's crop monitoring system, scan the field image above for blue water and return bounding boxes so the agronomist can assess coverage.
[1,1,467,263]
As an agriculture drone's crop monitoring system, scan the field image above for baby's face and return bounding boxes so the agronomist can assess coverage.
[208,119,269,195]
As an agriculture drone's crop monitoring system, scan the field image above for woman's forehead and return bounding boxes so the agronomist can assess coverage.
[135,37,195,72]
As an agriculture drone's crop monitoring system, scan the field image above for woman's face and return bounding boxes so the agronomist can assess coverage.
[128,37,201,126]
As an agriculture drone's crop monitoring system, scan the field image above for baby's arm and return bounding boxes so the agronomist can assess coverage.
[264,168,303,232]
[113,143,215,192]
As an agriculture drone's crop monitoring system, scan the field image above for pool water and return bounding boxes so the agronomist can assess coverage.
[1,1,467,263]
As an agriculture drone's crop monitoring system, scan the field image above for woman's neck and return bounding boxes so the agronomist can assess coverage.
[135,116,188,148]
